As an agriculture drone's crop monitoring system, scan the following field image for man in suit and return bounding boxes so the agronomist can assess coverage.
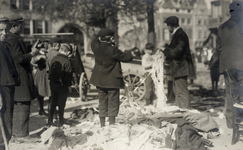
[90,28,133,127]
[0,14,20,150]
[6,13,39,143]
[162,16,195,109]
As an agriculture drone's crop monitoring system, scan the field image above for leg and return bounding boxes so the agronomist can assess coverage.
[12,101,31,137]
[37,95,48,116]
[97,87,108,127]
[144,74,153,105]
[174,76,190,109]
[48,93,58,125]
[107,88,120,125]
[167,80,175,102]
[0,86,14,143]
[57,91,68,124]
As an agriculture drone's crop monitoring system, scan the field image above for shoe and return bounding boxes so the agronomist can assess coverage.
[9,136,15,143]
[14,136,38,143]
[59,119,72,126]
[39,110,49,116]
[36,125,50,137]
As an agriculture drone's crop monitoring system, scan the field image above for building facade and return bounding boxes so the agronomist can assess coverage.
[154,0,210,53]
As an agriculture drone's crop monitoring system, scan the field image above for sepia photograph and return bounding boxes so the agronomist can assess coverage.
[0,0,243,150]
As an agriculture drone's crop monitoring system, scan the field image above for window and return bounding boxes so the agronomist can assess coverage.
[22,20,30,34]
[19,0,30,10]
[33,20,42,33]
[198,20,201,25]
[45,21,49,33]
[187,18,191,25]
[181,18,185,25]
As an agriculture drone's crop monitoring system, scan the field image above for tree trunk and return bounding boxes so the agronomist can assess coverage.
[147,0,156,47]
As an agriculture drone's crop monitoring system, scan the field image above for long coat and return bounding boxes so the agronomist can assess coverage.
[163,28,195,78]
[6,33,36,101]
[90,37,133,89]
[216,18,243,73]
[0,41,20,86]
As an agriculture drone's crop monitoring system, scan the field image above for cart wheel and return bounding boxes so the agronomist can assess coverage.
[79,72,89,101]
[122,73,146,101]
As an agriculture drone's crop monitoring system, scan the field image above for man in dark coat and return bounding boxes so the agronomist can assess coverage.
[6,13,39,143]
[0,15,20,149]
[216,2,243,143]
[90,28,133,127]
[162,16,195,109]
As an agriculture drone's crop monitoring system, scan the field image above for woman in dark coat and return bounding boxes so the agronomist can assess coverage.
[6,14,39,142]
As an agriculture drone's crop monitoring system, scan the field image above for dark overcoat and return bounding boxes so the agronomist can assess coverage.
[90,38,133,89]
[6,33,36,101]
[0,41,20,86]
[49,53,73,93]
[163,28,195,78]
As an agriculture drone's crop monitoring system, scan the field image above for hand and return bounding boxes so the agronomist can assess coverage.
[30,47,40,56]
[68,86,72,93]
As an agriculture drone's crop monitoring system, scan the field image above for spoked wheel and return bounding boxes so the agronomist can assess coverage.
[122,73,146,101]
[79,72,90,101]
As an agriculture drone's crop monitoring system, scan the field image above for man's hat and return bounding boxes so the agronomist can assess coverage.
[8,13,24,23]
[98,28,114,37]
[0,14,8,22]
[145,43,154,49]
[164,16,179,27]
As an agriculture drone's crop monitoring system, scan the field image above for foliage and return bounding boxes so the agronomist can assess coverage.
[32,0,156,27]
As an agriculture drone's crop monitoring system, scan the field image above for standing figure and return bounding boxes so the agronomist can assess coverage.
[0,15,20,149]
[142,43,155,106]
[32,40,51,116]
[6,14,39,143]
[162,16,195,109]
[90,28,133,127]
[216,1,243,132]
[208,49,220,93]
[48,44,73,126]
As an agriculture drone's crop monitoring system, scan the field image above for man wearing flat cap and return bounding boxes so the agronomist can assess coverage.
[90,28,133,127]
[0,14,20,149]
[162,16,195,109]
[6,13,39,143]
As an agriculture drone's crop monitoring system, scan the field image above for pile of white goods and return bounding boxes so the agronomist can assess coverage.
[38,50,217,150]
[150,50,167,110]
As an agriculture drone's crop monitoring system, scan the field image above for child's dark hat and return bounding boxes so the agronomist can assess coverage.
[98,28,114,37]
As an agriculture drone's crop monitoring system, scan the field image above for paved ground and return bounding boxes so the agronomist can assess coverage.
[8,62,243,150]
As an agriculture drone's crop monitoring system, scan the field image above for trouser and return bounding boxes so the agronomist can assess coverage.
[173,76,190,109]
[0,86,15,144]
[48,90,68,124]
[167,80,175,102]
[144,73,154,105]
[223,69,243,128]
[97,87,119,117]
[12,101,31,137]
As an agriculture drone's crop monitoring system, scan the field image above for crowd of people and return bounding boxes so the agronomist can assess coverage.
[0,13,74,149]
[1,1,243,149]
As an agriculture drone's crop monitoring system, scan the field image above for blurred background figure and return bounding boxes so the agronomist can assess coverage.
[31,39,51,116]
[208,49,220,94]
